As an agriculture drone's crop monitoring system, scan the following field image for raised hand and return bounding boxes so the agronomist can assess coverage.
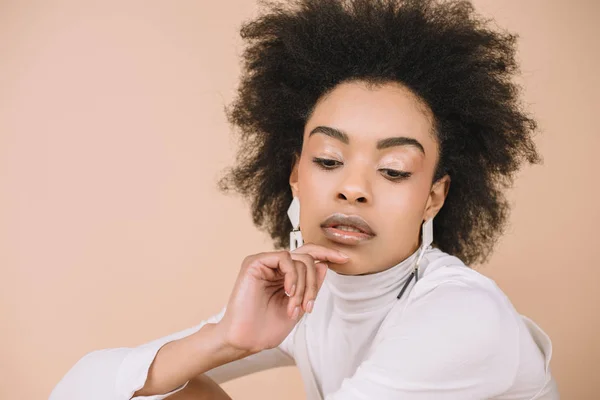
[216,243,349,353]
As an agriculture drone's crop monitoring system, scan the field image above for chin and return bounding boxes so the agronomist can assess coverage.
[304,234,369,274]
[327,262,352,275]
[329,258,367,276]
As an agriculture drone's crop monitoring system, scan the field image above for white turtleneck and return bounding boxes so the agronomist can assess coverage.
[50,247,559,400]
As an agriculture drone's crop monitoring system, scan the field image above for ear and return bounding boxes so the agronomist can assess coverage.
[423,174,451,221]
[289,154,300,197]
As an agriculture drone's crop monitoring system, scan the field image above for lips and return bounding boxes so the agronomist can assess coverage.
[320,213,375,245]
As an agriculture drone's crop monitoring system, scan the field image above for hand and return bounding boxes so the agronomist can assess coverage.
[216,243,349,353]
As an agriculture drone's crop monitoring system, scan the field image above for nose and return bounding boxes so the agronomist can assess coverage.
[336,169,371,205]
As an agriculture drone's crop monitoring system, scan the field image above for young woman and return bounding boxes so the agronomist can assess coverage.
[50,0,559,399]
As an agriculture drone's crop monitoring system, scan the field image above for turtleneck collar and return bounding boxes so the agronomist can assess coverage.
[324,246,437,319]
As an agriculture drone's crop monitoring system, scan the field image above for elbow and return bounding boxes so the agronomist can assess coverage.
[50,348,131,400]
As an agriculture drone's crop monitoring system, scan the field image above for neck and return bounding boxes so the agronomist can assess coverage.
[325,246,433,321]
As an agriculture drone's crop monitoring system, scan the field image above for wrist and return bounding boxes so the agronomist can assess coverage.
[193,322,254,366]
[133,322,244,397]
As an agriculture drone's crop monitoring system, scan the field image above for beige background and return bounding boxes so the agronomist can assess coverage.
[1,0,598,399]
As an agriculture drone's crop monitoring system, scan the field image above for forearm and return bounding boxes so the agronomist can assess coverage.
[133,323,251,398]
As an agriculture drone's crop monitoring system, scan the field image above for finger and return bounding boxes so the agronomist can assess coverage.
[250,251,298,297]
[288,259,306,319]
[279,253,299,299]
[291,243,350,264]
[315,261,328,292]
[291,253,318,313]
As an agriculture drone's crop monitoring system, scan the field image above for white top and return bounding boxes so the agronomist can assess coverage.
[50,247,559,400]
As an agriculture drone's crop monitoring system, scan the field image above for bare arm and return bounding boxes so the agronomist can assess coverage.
[132,323,250,398]
[50,244,346,400]
[133,244,347,398]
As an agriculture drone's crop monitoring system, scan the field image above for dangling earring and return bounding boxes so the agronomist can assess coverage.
[287,196,303,251]
[397,217,434,299]
[414,217,433,282]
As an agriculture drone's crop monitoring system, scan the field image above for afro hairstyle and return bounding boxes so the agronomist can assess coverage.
[217,0,541,265]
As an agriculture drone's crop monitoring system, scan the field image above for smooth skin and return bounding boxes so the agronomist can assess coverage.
[290,80,450,276]
[132,81,450,398]
[168,374,233,400]
[132,244,349,398]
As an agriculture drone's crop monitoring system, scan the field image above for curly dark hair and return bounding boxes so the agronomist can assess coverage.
[217,0,541,265]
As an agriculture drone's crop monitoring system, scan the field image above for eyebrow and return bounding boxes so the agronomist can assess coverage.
[308,125,426,155]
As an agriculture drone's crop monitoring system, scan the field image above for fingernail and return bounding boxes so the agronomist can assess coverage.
[338,252,349,259]
[292,306,300,320]
[306,300,314,313]
[285,284,296,297]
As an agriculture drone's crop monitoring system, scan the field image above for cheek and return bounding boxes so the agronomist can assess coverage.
[378,177,425,207]
[296,160,322,227]
[297,158,316,191]
[376,181,428,234]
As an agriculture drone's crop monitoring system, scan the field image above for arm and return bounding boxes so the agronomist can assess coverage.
[131,321,249,397]
[49,307,294,400]
[50,244,344,400]
[326,282,520,400]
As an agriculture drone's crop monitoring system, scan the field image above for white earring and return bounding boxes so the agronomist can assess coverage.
[414,217,434,282]
[397,217,434,299]
[287,196,303,251]
[421,217,433,250]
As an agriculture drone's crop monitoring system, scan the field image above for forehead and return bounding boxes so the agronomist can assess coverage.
[304,81,437,156]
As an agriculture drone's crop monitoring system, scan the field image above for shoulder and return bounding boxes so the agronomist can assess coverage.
[393,248,521,338]
[370,251,521,386]
[408,247,517,317]
[384,273,521,352]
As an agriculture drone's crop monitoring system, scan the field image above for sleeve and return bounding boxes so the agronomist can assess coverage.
[325,282,521,400]
[49,307,295,400]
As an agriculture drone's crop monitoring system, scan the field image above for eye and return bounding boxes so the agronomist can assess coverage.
[380,168,412,181]
[312,157,342,169]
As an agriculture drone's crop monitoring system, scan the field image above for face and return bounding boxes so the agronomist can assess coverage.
[289,80,450,275]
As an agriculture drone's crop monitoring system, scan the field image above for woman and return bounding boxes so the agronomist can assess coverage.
[50,0,559,399]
